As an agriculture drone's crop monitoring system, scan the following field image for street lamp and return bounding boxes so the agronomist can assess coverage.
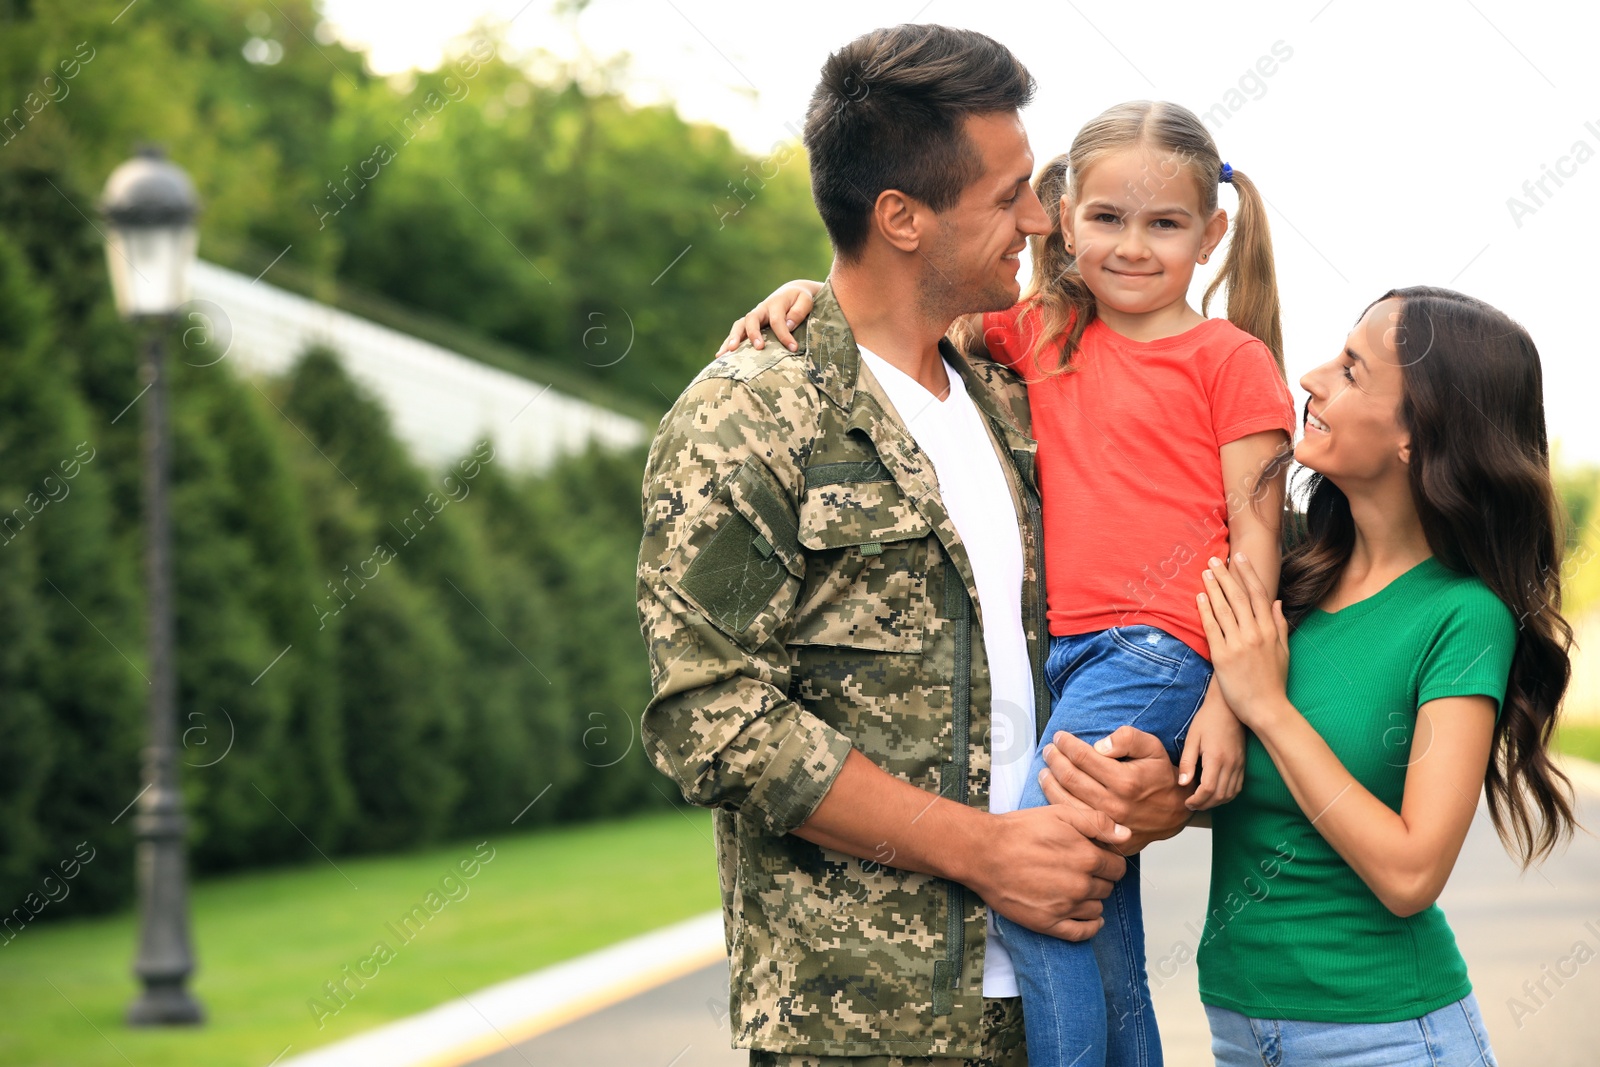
[100,146,205,1026]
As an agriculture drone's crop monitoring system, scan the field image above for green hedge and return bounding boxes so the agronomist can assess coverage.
[0,195,662,926]
[0,0,826,930]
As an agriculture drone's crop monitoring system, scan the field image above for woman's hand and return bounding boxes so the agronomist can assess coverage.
[715,279,824,355]
[1196,552,1290,728]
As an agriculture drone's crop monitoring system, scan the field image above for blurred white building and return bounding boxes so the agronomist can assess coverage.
[188,260,646,473]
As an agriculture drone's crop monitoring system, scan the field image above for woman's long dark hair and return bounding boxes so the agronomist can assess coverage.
[1280,286,1577,865]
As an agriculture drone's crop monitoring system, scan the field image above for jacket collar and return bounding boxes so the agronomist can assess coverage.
[800,281,1035,632]
[799,281,864,412]
[802,280,1030,447]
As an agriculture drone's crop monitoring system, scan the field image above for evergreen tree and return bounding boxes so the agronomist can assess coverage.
[0,222,144,916]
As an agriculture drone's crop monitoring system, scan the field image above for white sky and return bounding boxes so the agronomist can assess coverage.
[318,0,1600,463]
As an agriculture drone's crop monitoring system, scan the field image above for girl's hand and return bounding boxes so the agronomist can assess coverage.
[1196,552,1290,728]
[1178,687,1245,810]
[715,279,824,356]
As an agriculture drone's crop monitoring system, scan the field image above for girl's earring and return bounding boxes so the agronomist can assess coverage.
[1199,251,1209,263]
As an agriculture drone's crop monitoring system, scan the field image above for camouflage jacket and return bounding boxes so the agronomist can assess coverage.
[636,283,1050,1057]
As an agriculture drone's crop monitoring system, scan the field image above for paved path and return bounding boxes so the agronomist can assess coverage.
[486,765,1600,1066]
[467,958,745,1067]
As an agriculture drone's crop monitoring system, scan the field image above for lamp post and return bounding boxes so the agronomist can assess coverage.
[100,146,205,1026]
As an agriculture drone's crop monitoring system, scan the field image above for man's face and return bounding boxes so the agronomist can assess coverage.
[916,111,1050,320]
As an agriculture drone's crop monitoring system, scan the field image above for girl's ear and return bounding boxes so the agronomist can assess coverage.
[1060,192,1076,249]
[1398,433,1412,465]
[1201,207,1229,262]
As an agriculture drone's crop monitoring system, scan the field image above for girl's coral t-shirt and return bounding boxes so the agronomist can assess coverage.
[982,304,1295,659]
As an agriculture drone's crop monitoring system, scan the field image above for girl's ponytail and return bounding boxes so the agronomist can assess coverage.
[1203,167,1286,375]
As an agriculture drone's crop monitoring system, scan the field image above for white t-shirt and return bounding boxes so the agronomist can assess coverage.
[859,347,1036,998]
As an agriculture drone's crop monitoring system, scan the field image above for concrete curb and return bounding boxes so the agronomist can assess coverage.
[278,910,725,1067]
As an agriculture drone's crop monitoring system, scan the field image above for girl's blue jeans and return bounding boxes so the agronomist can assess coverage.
[993,625,1211,1067]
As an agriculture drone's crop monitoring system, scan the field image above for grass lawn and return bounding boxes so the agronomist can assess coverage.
[1554,718,1600,764]
[0,807,719,1067]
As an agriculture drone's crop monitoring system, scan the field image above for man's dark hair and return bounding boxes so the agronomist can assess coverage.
[803,24,1035,261]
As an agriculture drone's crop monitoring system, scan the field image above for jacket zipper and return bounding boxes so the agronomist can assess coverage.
[934,559,971,1015]
[1027,492,1050,738]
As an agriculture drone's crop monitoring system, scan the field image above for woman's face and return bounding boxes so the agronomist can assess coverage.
[1295,297,1412,484]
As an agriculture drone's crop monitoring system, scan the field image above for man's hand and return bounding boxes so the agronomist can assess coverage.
[965,803,1130,941]
[795,750,1131,943]
[1044,726,1192,853]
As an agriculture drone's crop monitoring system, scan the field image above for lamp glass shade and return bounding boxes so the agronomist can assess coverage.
[104,222,198,319]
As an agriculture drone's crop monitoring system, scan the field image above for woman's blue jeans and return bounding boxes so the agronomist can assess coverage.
[993,626,1211,1067]
[1205,993,1499,1066]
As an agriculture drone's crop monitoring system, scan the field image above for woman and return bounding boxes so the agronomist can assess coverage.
[1193,286,1576,1065]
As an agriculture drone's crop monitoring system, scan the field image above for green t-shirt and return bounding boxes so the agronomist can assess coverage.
[1198,556,1517,1022]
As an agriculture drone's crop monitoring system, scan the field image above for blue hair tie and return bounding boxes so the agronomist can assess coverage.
[1220,162,1234,184]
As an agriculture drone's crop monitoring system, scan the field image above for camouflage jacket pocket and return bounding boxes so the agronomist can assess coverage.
[791,473,933,653]
[670,458,803,648]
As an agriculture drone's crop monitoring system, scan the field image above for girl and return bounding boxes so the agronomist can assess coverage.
[720,100,1296,1067]
[1193,286,1576,1066]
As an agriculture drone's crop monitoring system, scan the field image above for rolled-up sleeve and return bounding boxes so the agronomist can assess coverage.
[637,376,854,835]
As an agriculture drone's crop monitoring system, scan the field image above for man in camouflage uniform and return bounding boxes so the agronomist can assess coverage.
[638,24,1195,1066]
